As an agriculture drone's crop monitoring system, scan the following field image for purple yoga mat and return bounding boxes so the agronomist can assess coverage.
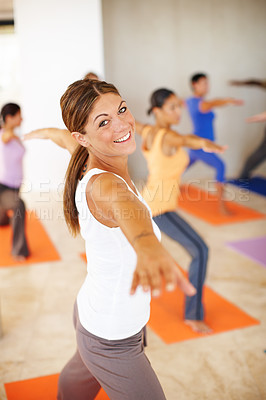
[226,236,266,268]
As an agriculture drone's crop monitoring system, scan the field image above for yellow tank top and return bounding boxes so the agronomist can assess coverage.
[141,127,189,217]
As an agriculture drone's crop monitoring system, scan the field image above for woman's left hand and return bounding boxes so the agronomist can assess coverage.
[202,140,228,153]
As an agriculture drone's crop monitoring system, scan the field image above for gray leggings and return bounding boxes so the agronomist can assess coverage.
[0,183,29,257]
[153,211,208,321]
[57,303,166,400]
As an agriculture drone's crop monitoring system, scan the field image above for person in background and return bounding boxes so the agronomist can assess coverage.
[83,71,99,80]
[229,79,266,180]
[186,73,243,214]
[0,103,30,261]
[136,88,226,334]
[238,110,266,179]
[230,79,266,89]
[25,78,196,400]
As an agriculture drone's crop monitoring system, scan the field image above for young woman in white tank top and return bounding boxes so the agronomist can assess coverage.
[25,79,196,400]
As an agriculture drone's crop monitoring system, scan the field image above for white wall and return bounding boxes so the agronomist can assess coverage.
[102,0,266,182]
[14,0,104,190]
[0,31,21,106]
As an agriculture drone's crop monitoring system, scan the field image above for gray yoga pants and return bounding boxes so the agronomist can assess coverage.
[0,183,29,257]
[57,302,166,400]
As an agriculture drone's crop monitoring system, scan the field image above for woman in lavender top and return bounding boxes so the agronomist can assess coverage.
[0,103,29,260]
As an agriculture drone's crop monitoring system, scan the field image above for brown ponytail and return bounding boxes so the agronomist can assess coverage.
[60,78,120,236]
[63,144,88,236]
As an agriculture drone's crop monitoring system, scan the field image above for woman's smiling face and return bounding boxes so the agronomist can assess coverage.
[83,93,136,158]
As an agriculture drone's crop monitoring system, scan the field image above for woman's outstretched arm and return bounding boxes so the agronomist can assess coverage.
[88,172,196,298]
[135,122,226,153]
[246,111,266,123]
[229,79,266,89]
[135,121,148,136]
[164,129,227,153]
[24,128,78,154]
[200,98,244,112]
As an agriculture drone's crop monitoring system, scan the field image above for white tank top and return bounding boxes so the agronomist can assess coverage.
[75,168,161,340]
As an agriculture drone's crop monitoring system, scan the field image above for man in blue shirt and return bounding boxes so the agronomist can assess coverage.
[186,73,243,214]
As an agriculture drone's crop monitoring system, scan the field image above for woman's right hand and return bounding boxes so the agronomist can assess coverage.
[130,236,196,297]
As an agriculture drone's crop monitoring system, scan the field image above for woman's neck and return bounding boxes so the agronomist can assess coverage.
[2,125,17,137]
[3,122,14,129]
[155,119,171,130]
[88,152,130,178]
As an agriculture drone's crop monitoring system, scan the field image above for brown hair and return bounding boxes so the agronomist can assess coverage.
[60,78,120,236]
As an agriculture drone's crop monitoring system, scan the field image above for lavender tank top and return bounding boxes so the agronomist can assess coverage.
[0,129,25,188]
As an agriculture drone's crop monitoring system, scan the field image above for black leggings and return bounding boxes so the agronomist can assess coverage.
[239,127,266,179]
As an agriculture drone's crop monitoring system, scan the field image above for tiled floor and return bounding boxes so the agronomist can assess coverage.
[0,183,265,400]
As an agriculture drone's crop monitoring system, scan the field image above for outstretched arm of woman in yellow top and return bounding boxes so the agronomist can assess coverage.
[174,132,227,153]
[135,121,227,154]
[23,127,78,155]
[135,121,148,136]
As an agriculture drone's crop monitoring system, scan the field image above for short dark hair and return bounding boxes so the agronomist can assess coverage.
[191,73,207,84]
[1,103,21,122]
[147,88,175,115]
[83,72,99,80]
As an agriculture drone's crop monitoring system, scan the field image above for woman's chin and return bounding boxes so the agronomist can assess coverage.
[112,135,136,155]
[127,141,137,155]
[173,119,180,125]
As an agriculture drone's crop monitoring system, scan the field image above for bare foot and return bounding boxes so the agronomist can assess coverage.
[216,183,234,216]
[13,255,27,262]
[219,202,234,216]
[185,320,213,334]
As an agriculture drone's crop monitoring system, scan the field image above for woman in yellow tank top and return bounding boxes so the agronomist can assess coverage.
[136,88,226,334]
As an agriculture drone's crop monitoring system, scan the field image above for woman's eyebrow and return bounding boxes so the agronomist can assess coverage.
[93,101,126,123]
[118,100,125,109]
[94,113,108,123]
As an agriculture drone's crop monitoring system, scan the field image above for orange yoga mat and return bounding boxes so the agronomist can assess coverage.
[178,185,265,225]
[80,252,87,262]
[0,211,60,267]
[148,285,260,344]
[4,374,110,400]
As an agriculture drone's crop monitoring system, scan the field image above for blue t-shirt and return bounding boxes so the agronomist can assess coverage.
[186,97,215,141]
